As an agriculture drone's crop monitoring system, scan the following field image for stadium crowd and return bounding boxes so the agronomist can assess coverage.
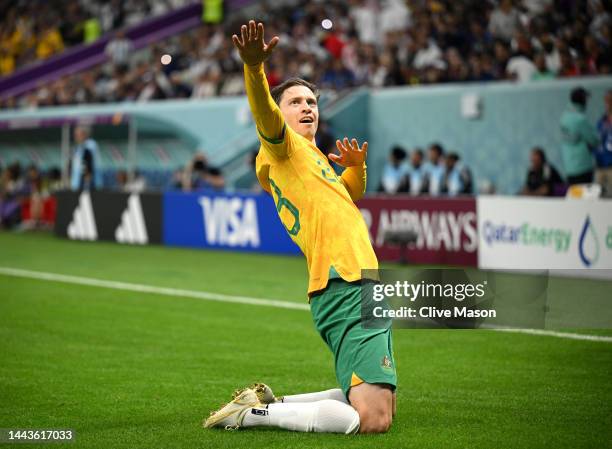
[2,0,611,109]
[0,162,61,230]
[0,0,191,76]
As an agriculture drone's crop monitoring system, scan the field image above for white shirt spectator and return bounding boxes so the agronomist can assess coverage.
[413,39,445,70]
[105,35,133,66]
[506,55,537,82]
[522,0,552,17]
[350,0,378,45]
[545,46,561,73]
[488,3,521,41]
[379,0,411,35]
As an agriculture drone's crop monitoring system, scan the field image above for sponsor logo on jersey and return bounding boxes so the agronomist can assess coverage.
[381,355,392,369]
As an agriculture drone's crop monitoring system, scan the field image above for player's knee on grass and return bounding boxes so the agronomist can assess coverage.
[348,383,394,434]
[356,407,392,434]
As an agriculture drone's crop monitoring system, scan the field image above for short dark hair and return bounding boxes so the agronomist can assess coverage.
[570,87,589,107]
[447,152,460,162]
[429,142,445,156]
[270,77,320,105]
[532,146,546,162]
[391,145,407,161]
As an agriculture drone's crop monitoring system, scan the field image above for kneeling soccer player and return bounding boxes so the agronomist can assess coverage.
[204,21,396,434]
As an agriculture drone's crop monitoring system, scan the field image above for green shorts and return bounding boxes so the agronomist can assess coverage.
[310,279,397,397]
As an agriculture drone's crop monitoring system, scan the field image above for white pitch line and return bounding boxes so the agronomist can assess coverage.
[0,266,610,343]
[0,266,309,311]
[492,327,612,342]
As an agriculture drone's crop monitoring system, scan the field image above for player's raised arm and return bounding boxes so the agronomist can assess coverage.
[232,21,286,154]
[330,138,369,202]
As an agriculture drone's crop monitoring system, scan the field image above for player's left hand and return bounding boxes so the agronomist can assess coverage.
[328,137,368,167]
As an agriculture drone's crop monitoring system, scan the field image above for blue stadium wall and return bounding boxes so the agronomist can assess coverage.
[1,76,610,194]
[361,76,611,195]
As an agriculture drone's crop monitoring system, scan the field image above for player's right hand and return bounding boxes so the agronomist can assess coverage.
[232,20,279,66]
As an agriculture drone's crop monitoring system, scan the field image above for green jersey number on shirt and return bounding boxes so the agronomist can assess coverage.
[269,178,301,236]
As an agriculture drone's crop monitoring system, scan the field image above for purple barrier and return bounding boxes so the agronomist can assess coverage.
[0,114,129,130]
[0,0,253,100]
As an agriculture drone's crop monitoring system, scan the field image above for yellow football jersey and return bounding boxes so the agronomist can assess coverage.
[245,63,378,295]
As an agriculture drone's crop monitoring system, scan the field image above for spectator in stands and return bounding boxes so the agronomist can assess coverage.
[492,40,511,79]
[60,1,86,46]
[407,148,428,196]
[69,125,102,191]
[19,164,46,230]
[105,30,133,71]
[190,66,222,99]
[378,145,409,194]
[83,14,102,43]
[424,143,446,196]
[412,29,445,72]
[595,90,612,197]
[0,43,15,75]
[186,153,225,191]
[36,20,65,60]
[0,163,24,229]
[520,147,563,196]
[560,87,599,185]
[4,0,612,108]
[443,153,473,196]
[47,167,62,193]
[506,44,536,82]
[531,53,555,81]
[321,58,355,90]
[488,0,521,42]
[125,170,147,193]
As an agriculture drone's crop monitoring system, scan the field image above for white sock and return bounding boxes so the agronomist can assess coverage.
[242,400,359,434]
[280,388,348,404]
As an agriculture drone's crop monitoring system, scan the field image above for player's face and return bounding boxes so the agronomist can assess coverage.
[279,86,319,141]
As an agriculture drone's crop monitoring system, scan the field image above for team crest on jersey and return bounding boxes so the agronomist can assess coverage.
[381,356,392,369]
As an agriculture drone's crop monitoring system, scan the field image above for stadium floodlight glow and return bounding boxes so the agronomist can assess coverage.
[321,19,333,30]
[161,54,172,65]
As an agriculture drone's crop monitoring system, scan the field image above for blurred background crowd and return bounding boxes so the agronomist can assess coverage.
[1,0,610,108]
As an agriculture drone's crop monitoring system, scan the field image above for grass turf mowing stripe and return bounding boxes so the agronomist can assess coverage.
[1,266,610,343]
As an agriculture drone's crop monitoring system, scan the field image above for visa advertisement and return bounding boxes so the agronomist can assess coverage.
[477,197,612,270]
[163,190,301,255]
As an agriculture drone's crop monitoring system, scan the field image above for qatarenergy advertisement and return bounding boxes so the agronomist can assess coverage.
[477,197,612,271]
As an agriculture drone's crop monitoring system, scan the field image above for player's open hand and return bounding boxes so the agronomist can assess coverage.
[232,20,279,66]
[328,138,368,167]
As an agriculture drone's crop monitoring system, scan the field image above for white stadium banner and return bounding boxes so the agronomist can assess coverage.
[477,197,612,270]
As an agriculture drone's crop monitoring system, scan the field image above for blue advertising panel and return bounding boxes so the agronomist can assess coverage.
[163,190,301,255]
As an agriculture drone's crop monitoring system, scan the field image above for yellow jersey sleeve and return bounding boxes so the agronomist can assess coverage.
[244,63,291,159]
[340,163,367,202]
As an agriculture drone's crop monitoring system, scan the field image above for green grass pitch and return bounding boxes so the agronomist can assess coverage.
[0,232,610,449]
